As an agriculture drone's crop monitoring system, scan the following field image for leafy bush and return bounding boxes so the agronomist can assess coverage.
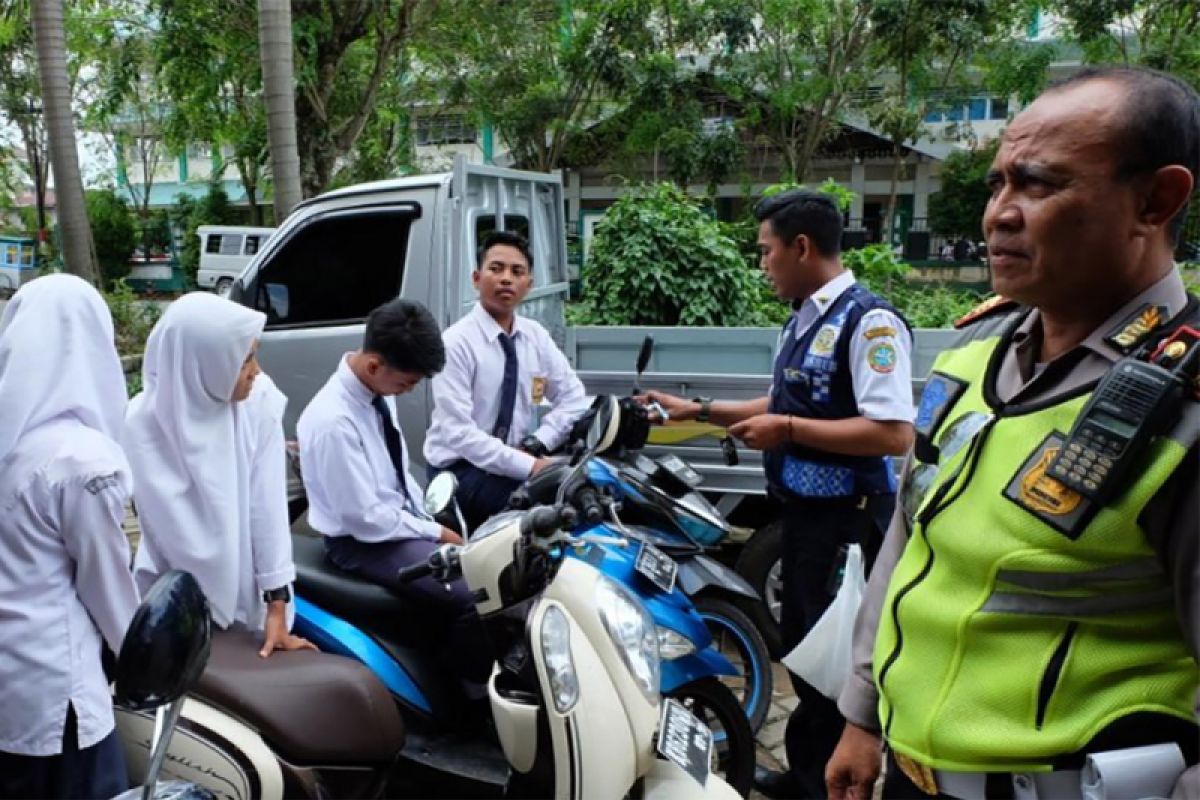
[85,189,137,288]
[569,183,770,326]
[170,183,240,288]
[104,278,161,356]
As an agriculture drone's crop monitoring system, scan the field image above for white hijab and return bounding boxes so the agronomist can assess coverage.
[0,274,126,468]
[125,292,267,627]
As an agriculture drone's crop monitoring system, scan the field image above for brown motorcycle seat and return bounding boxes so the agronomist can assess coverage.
[192,627,405,766]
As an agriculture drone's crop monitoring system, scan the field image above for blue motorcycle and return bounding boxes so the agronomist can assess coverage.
[290,464,757,796]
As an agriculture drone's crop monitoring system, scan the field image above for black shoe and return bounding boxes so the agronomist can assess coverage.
[754,765,799,798]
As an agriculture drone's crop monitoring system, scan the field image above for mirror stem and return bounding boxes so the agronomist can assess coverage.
[142,697,185,800]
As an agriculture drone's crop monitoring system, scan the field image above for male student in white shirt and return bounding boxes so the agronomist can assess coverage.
[297,298,491,702]
[0,275,141,800]
[424,231,589,530]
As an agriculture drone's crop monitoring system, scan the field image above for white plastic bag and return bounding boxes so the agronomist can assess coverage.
[782,544,867,701]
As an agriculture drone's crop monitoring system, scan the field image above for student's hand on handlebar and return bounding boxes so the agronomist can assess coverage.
[531,457,557,476]
[636,390,696,423]
[259,603,318,659]
[439,527,464,546]
[728,413,790,451]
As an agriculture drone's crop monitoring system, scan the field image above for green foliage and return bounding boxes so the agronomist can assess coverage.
[170,183,240,288]
[569,183,768,326]
[928,141,999,237]
[1182,266,1200,295]
[103,278,160,356]
[85,189,136,288]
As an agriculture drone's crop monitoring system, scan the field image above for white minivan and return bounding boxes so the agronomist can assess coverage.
[197,225,276,295]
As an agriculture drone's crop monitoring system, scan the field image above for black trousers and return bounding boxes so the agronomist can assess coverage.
[779,494,894,799]
[0,704,129,800]
[438,461,523,533]
[324,535,494,696]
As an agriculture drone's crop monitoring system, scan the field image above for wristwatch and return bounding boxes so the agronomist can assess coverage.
[263,586,291,604]
[520,434,549,457]
[692,396,713,423]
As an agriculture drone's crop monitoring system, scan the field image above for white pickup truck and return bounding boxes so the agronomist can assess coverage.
[230,155,949,647]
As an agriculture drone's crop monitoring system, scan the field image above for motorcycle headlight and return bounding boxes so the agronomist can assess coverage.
[595,576,660,705]
[656,626,696,660]
[540,605,579,714]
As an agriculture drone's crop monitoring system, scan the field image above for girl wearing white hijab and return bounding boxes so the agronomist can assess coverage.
[0,275,139,800]
[125,292,313,657]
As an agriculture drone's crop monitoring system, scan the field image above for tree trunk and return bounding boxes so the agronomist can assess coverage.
[259,0,303,222]
[883,143,905,247]
[30,0,98,284]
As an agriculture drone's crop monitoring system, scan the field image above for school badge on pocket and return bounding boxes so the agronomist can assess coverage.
[531,376,547,403]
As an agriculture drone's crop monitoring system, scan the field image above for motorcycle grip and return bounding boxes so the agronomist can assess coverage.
[397,561,434,583]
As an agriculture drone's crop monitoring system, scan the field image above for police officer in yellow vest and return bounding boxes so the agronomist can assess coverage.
[826,66,1200,800]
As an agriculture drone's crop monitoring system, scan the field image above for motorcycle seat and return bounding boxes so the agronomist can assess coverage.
[192,627,405,766]
[291,530,441,645]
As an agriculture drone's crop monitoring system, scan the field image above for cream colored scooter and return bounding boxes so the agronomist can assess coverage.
[407,395,740,799]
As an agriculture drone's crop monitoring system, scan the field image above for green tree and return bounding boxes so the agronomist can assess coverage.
[866,0,994,244]
[571,183,766,326]
[707,0,876,183]
[928,140,999,238]
[421,0,657,172]
[31,0,98,283]
[291,0,437,196]
[170,182,240,287]
[0,1,51,241]
[155,0,271,224]
[259,0,302,220]
[85,188,136,287]
[1052,0,1200,89]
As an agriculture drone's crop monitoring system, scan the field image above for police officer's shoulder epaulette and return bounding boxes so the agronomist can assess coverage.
[953,295,1020,329]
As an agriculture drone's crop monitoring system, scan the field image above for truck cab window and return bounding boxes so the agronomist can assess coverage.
[250,210,413,327]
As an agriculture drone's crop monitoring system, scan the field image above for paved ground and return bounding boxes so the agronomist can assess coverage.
[750,663,798,799]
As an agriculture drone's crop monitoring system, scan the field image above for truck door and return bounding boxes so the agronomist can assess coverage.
[448,155,570,346]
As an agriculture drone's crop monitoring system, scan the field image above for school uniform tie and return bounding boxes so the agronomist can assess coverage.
[492,332,518,443]
[374,393,432,520]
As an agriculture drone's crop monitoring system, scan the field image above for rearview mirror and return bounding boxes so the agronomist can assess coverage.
[636,335,654,377]
[425,472,458,518]
[114,570,211,712]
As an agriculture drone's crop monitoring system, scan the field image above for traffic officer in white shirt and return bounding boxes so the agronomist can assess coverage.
[645,190,915,798]
[297,298,492,702]
[424,231,589,531]
[0,275,141,799]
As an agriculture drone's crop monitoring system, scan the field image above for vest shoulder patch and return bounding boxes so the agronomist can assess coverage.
[954,295,1019,329]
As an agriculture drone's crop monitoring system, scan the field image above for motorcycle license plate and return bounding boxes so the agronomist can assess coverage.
[635,541,677,593]
[656,698,712,787]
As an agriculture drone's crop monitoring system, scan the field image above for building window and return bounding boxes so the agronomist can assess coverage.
[188,143,213,159]
[968,98,987,121]
[989,97,1009,120]
[415,114,477,146]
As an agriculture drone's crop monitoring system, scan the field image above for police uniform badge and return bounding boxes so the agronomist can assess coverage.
[867,342,897,374]
[1003,432,1097,539]
[913,372,968,463]
[809,324,839,357]
[1103,303,1169,353]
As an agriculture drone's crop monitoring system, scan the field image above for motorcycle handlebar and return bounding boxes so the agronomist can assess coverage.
[574,486,604,525]
[522,504,570,538]
[397,561,434,583]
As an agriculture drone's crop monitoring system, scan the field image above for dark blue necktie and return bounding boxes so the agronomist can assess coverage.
[372,395,409,491]
[492,332,518,443]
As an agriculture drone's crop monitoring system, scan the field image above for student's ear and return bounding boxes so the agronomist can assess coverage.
[471,269,482,290]
[791,234,809,262]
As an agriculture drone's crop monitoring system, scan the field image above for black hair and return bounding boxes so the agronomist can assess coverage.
[753,189,843,257]
[363,298,445,377]
[476,231,534,272]
[1049,65,1200,242]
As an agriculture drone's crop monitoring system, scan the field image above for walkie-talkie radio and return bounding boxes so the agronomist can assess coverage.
[1048,326,1200,504]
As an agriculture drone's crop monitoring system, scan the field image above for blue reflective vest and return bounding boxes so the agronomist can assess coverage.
[764,284,905,500]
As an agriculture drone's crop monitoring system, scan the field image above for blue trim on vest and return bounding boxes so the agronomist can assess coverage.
[766,284,904,498]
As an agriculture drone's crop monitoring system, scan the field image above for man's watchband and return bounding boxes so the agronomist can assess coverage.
[692,396,713,423]
[263,586,291,604]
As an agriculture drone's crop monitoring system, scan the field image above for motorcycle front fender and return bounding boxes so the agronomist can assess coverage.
[659,648,738,694]
[677,554,760,602]
[640,759,742,799]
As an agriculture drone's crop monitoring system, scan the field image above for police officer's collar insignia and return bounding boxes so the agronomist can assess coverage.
[1003,432,1098,539]
[954,295,1018,329]
[1103,303,1170,353]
